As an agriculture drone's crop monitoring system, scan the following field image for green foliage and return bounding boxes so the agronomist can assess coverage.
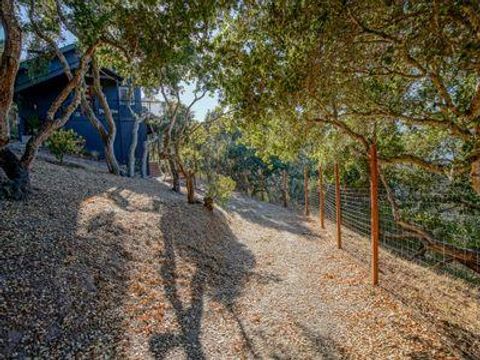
[19,0,480,257]
[210,0,480,254]
[97,0,231,94]
[26,114,41,135]
[206,174,236,207]
[46,129,85,163]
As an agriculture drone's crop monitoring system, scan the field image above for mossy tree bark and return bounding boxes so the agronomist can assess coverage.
[0,0,27,198]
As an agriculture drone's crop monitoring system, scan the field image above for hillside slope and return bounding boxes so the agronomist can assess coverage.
[0,159,478,359]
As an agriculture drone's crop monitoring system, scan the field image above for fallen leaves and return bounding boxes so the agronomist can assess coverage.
[1,157,478,359]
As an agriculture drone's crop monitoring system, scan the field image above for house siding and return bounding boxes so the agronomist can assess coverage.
[14,46,146,167]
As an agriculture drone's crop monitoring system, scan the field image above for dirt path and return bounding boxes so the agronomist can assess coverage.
[2,160,477,359]
[218,195,460,359]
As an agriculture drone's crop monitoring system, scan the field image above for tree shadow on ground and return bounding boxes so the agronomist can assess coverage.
[149,203,257,359]
[102,183,276,359]
[1,158,227,358]
[226,194,318,238]
[294,322,348,360]
[0,161,134,358]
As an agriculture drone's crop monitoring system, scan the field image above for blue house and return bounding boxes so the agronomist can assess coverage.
[13,44,147,166]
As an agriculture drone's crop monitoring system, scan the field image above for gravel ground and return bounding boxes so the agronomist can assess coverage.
[1,159,478,359]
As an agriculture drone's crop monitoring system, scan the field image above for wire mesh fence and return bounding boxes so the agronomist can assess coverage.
[259,164,480,358]
[297,172,480,286]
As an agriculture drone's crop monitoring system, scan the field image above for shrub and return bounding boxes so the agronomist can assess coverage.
[204,175,236,210]
[46,129,85,163]
[26,114,41,135]
[89,150,100,161]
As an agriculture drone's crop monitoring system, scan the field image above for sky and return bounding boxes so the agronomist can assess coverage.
[145,83,220,122]
[179,82,220,121]
[2,20,220,121]
[59,31,221,120]
[61,32,220,121]
[0,27,4,51]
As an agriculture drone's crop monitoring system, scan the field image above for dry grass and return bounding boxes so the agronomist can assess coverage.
[0,158,478,359]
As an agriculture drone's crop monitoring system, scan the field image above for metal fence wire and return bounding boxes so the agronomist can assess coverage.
[288,174,480,286]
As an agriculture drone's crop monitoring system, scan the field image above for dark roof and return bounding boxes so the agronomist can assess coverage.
[15,44,123,92]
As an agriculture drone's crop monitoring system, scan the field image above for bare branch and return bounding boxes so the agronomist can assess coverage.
[185,89,208,115]
[345,66,423,80]
[428,68,460,116]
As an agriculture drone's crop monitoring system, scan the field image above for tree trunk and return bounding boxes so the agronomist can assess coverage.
[163,163,169,181]
[21,43,97,170]
[168,156,180,192]
[260,171,266,201]
[282,169,288,208]
[141,134,160,178]
[204,196,214,211]
[42,34,120,177]
[0,1,25,198]
[0,20,96,198]
[472,158,480,194]
[141,139,149,178]
[0,0,22,149]
[82,94,121,175]
[21,86,82,168]
[471,126,480,194]
[304,165,310,216]
[186,171,195,204]
[0,147,30,199]
[90,58,121,175]
[104,140,119,174]
[128,118,141,177]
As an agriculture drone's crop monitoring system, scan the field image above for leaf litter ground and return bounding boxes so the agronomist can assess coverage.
[1,158,479,359]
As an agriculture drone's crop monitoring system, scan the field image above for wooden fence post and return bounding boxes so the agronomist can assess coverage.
[334,162,342,249]
[369,143,380,285]
[318,164,325,229]
[260,171,266,202]
[282,169,288,208]
[304,165,310,216]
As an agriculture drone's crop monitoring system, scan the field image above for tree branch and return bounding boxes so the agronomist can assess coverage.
[343,109,471,140]
[379,154,448,175]
[347,7,401,44]
[28,1,73,81]
[20,42,99,167]
[466,80,480,121]
[311,117,370,151]
[380,171,480,273]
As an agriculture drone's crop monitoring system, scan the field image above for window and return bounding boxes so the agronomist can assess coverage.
[119,86,134,104]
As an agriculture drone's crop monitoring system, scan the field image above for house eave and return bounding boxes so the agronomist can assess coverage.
[14,43,124,93]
